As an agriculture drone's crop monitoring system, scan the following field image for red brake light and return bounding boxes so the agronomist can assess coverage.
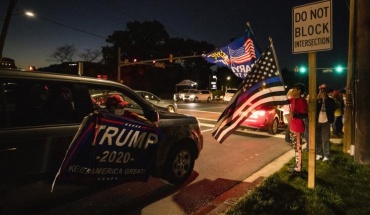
[252,110,266,116]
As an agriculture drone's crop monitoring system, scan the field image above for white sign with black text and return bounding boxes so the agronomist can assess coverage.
[292,0,332,53]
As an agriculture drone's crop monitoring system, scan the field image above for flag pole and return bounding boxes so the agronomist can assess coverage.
[269,37,286,88]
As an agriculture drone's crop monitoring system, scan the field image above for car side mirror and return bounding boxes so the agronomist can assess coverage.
[148,109,159,122]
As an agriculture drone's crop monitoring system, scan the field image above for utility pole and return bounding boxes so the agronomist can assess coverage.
[343,0,355,154]
[354,0,370,164]
[0,0,17,58]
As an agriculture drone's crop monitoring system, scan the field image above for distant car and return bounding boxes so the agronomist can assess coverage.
[183,90,213,102]
[240,106,285,135]
[135,90,178,113]
[223,88,238,103]
[173,89,196,101]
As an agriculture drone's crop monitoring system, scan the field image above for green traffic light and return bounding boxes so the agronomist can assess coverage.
[335,65,344,73]
[299,66,307,73]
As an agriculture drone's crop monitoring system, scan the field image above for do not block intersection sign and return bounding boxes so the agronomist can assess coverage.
[292,0,332,53]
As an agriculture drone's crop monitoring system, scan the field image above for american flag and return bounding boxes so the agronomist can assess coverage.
[202,26,261,79]
[229,38,256,64]
[212,42,289,143]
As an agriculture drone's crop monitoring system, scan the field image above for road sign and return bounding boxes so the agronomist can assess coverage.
[292,0,332,53]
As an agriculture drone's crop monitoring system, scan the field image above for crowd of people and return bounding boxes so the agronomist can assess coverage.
[281,83,345,173]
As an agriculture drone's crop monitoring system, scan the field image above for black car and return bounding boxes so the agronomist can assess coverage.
[0,69,203,194]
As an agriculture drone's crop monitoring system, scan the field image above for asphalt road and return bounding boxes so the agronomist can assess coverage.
[1,103,292,215]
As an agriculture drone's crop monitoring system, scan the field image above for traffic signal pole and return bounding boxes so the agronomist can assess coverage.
[343,0,355,155]
[117,47,202,82]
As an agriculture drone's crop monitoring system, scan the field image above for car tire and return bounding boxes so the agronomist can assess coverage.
[194,97,199,103]
[162,143,195,186]
[268,118,279,135]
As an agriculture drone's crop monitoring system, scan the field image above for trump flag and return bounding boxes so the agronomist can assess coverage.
[203,26,261,79]
[212,39,289,143]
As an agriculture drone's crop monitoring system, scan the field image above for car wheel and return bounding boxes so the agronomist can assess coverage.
[162,143,195,186]
[268,118,279,135]
[207,97,211,102]
[167,105,176,113]
[194,97,199,102]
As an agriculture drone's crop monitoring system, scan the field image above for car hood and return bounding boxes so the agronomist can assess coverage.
[158,111,199,125]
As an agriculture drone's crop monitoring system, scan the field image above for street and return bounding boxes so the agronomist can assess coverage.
[2,102,292,215]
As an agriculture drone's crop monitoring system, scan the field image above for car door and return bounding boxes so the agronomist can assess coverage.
[84,86,159,182]
[0,79,86,187]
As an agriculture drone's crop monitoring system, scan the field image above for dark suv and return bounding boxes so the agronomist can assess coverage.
[0,69,203,192]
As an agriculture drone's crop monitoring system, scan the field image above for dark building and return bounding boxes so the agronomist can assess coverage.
[0,57,16,69]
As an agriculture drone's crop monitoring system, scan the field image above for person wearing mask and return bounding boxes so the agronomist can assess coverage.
[105,94,153,125]
[316,84,336,162]
[289,83,308,173]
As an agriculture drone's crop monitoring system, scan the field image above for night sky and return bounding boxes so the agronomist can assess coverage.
[1,0,349,88]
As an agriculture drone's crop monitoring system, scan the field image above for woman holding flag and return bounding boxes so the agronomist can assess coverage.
[289,83,308,173]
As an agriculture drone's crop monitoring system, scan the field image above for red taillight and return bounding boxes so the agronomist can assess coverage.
[252,110,266,116]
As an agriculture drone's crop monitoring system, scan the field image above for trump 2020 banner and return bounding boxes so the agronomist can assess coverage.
[51,112,159,192]
[203,26,261,79]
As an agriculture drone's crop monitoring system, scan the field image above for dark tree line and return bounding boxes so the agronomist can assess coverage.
[101,20,216,94]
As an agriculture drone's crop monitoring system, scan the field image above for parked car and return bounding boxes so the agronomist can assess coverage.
[223,88,238,104]
[173,88,196,101]
[183,90,213,102]
[0,69,203,194]
[239,106,285,134]
[135,90,178,113]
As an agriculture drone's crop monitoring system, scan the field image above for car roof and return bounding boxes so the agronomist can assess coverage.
[0,69,125,88]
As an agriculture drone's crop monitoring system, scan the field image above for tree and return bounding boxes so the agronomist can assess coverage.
[79,49,102,63]
[102,20,215,91]
[48,44,76,63]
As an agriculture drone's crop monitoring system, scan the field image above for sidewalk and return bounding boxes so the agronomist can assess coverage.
[201,137,343,215]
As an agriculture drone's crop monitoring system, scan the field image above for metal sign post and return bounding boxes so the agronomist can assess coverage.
[292,0,332,189]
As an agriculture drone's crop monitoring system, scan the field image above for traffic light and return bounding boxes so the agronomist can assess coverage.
[335,65,344,73]
[299,66,307,74]
[169,54,173,63]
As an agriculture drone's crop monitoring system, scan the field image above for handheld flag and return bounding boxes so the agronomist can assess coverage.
[203,25,261,79]
[212,39,289,143]
[51,112,159,192]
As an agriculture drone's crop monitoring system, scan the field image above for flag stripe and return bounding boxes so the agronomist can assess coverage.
[203,27,261,79]
[212,42,289,143]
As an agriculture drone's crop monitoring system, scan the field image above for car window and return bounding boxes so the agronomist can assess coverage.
[140,92,159,101]
[88,88,146,119]
[0,80,84,128]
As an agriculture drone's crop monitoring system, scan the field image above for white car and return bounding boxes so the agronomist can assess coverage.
[183,90,213,102]
[223,88,238,103]
[135,90,178,113]
[173,89,196,101]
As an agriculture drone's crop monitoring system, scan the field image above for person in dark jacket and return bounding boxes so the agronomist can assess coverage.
[316,84,336,161]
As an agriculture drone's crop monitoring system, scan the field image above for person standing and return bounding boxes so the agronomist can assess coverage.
[289,83,308,172]
[278,89,293,144]
[303,93,309,151]
[331,90,344,136]
[316,84,336,161]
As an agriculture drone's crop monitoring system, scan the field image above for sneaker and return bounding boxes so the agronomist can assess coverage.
[322,157,329,162]
[290,167,301,173]
[316,155,323,160]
